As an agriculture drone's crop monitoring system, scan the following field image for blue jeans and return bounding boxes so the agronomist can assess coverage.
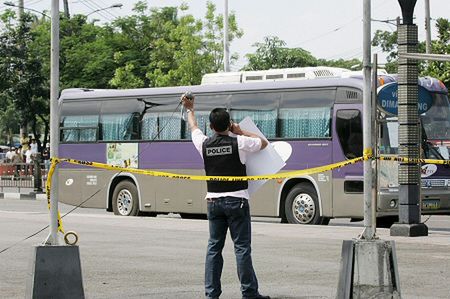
[205,196,259,298]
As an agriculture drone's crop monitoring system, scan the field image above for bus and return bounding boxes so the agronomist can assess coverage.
[57,67,450,226]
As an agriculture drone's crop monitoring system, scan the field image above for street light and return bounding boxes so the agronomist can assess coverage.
[3,1,49,18]
[85,3,123,17]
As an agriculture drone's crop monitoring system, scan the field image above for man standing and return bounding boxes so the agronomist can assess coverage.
[181,94,270,299]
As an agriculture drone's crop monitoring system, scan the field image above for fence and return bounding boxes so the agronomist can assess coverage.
[0,161,48,193]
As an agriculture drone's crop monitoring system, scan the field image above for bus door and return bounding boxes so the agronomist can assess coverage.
[332,106,364,218]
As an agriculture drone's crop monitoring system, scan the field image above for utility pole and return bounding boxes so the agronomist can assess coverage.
[390,0,428,237]
[27,2,84,297]
[223,0,230,72]
[18,0,24,19]
[18,0,26,138]
[336,3,401,297]
[361,0,375,240]
[48,0,60,245]
[63,0,70,18]
[424,0,432,53]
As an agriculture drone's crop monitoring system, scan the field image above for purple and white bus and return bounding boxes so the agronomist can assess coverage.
[58,67,450,226]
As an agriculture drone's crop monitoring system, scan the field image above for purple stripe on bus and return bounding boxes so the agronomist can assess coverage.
[138,142,203,169]
[59,143,107,168]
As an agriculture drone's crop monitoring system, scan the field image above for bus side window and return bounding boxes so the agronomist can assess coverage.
[336,110,363,159]
[280,90,334,139]
[61,115,99,142]
[101,114,137,141]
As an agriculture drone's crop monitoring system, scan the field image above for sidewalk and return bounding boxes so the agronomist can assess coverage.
[0,187,46,200]
[0,199,449,299]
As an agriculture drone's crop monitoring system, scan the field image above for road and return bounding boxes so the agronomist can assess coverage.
[1,198,449,299]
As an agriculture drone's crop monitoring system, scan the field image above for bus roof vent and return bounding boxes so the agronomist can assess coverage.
[201,67,350,85]
[313,69,336,77]
[266,74,284,80]
[245,75,264,81]
[287,73,305,79]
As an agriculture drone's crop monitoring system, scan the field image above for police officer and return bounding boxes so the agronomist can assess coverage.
[181,94,270,299]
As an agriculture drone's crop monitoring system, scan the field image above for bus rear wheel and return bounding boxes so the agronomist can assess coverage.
[285,183,328,225]
[112,180,140,216]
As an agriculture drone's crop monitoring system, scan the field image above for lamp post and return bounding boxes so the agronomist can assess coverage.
[4,1,50,18]
[390,0,428,237]
[223,0,230,72]
[86,3,123,17]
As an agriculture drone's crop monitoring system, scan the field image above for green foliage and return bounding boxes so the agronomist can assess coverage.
[244,36,361,71]
[244,36,317,70]
[372,18,450,87]
[426,18,450,87]
[203,1,243,72]
[0,11,48,144]
[0,3,245,139]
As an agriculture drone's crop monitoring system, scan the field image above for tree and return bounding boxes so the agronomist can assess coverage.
[0,11,48,147]
[203,1,243,73]
[372,17,450,87]
[243,36,361,71]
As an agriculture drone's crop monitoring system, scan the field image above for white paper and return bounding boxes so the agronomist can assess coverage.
[239,117,287,195]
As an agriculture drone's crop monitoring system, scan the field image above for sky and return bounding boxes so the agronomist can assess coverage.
[1,0,449,71]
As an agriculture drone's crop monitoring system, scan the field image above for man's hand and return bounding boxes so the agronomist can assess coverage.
[230,122,244,135]
[181,93,198,131]
[181,93,195,111]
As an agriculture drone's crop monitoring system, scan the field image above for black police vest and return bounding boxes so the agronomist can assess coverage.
[202,134,248,193]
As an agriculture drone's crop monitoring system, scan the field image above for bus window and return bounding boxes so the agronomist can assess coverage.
[61,115,98,142]
[100,99,143,141]
[279,90,334,139]
[229,92,279,139]
[336,110,363,159]
[101,113,139,141]
[141,112,181,140]
[231,109,278,138]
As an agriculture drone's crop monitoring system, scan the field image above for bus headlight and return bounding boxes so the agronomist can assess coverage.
[390,199,397,208]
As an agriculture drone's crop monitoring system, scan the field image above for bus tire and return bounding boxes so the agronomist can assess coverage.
[285,183,324,225]
[112,180,140,216]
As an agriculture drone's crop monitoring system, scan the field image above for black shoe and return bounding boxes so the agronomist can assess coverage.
[242,294,270,299]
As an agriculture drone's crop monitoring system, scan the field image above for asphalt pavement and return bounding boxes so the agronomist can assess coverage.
[1,197,449,299]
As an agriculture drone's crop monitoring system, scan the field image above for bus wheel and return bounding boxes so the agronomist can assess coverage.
[112,180,140,216]
[285,183,324,225]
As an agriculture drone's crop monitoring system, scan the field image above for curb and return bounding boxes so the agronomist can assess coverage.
[0,192,47,200]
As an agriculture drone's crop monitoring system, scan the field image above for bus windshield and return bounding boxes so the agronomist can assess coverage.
[421,93,450,141]
[380,92,450,159]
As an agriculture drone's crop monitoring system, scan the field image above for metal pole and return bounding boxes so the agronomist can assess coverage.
[47,0,60,245]
[361,0,374,240]
[391,0,428,237]
[400,52,450,61]
[371,53,378,234]
[223,0,230,72]
[424,0,431,54]
[63,0,70,18]
[18,0,24,20]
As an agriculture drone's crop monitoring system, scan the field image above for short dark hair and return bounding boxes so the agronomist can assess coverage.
[209,108,230,132]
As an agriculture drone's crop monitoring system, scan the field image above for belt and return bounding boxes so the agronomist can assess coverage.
[206,197,247,202]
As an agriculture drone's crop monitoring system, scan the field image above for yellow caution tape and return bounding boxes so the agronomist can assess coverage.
[46,159,64,234]
[53,156,366,181]
[378,155,450,165]
[45,153,449,233]
[363,147,373,158]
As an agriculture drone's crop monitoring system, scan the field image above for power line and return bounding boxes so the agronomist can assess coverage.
[78,0,113,22]
[84,0,119,20]
[290,0,391,49]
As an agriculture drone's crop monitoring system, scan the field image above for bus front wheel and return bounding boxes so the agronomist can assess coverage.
[112,180,140,216]
[285,183,328,225]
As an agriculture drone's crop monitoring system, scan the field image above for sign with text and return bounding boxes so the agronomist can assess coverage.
[377,82,433,116]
